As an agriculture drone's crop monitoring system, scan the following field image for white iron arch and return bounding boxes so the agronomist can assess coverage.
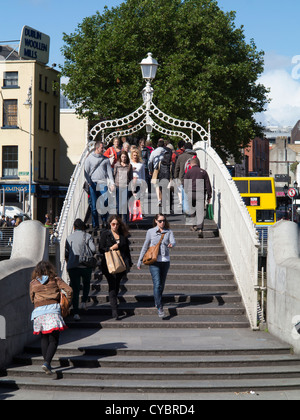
[89,100,211,147]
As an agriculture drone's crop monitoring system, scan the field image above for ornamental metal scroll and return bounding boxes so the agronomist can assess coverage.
[89,101,210,146]
[106,117,191,145]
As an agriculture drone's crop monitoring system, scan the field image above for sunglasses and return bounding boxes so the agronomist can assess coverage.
[111,222,119,226]
[157,219,166,223]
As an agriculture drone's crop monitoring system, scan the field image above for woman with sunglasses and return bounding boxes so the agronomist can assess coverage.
[99,215,133,319]
[137,214,176,318]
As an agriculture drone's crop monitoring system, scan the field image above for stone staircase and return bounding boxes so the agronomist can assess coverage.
[67,215,250,329]
[2,214,300,395]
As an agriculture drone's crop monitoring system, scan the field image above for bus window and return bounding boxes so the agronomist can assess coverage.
[256,210,275,223]
[235,180,248,194]
[250,180,272,194]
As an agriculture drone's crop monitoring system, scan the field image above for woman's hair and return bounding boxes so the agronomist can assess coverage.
[74,218,86,231]
[118,150,130,165]
[153,213,170,230]
[131,148,142,163]
[32,261,57,281]
[108,215,129,237]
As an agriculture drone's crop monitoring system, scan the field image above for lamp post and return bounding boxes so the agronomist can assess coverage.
[140,53,159,141]
[24,81,33,219]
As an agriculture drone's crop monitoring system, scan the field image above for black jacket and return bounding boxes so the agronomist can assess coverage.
[99,229,133,272]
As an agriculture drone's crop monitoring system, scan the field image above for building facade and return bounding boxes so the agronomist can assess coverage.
[0,47,63,222]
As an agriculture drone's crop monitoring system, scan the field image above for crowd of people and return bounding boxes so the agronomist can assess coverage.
[84,136,212,229]
[29,136,213,376]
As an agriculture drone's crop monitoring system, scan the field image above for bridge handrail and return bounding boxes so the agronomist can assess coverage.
[195,142,259,330]
[56,144,92,279]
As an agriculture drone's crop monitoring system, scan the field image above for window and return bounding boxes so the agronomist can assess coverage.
[250,180,272,194]
[3,99,18,127]
[3,72,18,88]
[44,103,48,130]
[53,149,56,180]
[53,105,57,132]
[256,210,275,224]
[44,147,47,179]
[235,180,248,194]
[38,101,42,129]
[38,147,42,178]
[2,146,18,178]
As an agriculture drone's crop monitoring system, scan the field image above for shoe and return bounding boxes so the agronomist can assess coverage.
[190,226,198,232]
[198,230,204,238]
[73,314,81,321]
[158,308,165,318]
[81,302,88,311]
[112,310,119,320]
[42,363,53,375]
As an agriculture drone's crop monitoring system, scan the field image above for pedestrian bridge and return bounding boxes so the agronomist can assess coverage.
[56,138,260,330]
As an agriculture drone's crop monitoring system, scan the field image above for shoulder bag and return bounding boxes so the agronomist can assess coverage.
[79,232,97,269]
[143,233,165,266]
[105,249,127,275]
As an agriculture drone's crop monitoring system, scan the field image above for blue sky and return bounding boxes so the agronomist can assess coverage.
[2,0,300,127]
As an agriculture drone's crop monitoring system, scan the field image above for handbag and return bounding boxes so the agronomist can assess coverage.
[205,204,214,220]
[143,234,165,266]
[105,250,127,274]
[60,291,70,318]
[79,232,97,269]
[129,199,143,222]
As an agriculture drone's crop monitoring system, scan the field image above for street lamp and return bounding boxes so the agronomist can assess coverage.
[140,53,159,141]
[140,52,159,81]
[24,82,32,219]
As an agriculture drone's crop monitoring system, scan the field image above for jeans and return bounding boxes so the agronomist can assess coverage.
[149,262,170,309]
[68,267,93,315]
[89,182,109,228]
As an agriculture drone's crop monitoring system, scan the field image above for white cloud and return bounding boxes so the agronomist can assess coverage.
[257,65,300,127]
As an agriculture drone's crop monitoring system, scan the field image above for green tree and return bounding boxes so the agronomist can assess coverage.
[61,0,268,160]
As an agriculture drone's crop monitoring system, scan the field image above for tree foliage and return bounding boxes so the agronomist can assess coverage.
[61,0,268,160]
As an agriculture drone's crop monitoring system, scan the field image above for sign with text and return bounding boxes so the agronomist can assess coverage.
[19,26,50,64]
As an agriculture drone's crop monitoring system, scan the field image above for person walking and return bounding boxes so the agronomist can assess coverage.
[84,141,115,230]
[104,137,122,168]
[99,215,133,319]
[114,151,133,224]
[30,261,73,375]
[137,214,176,318]
[183,158,212,238]
[65,218,96,321]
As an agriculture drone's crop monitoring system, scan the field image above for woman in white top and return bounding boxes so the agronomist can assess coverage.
[130,149,146,215]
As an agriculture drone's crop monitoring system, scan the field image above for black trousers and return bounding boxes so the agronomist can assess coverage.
[41,330,60,365]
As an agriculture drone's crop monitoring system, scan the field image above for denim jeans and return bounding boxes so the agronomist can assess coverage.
[149,262,170,309]
[89,182,109,228]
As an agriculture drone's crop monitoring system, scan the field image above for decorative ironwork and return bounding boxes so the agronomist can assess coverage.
[89,101,210,146]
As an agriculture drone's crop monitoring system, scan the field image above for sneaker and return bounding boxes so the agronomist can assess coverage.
[42,363,53,375]
[158,308,165,318]
[73,314,81,321]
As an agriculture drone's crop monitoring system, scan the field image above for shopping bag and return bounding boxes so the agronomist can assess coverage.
[129,199,143,222]
[205,204,214,220]
[105,250,127,275]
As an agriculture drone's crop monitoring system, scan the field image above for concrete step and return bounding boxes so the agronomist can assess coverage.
[4,374,300,393]
[12,350,300,370]
[65,314,250,329]
[6,363,300,382]
[78,301,246,317]
[90,292,243,304]
[93,282,238,293]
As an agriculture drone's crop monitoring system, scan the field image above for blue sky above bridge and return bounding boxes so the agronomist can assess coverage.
[2,0,299,127]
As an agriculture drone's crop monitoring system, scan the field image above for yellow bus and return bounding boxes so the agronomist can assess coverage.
[233,177,277,226]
